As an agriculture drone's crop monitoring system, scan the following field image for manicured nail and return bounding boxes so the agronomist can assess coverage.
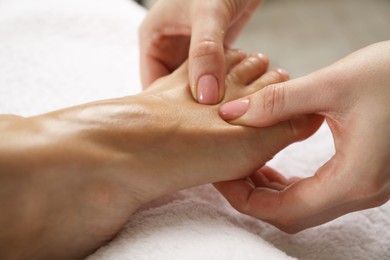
[219,99,249,121]
[197,75,219,105]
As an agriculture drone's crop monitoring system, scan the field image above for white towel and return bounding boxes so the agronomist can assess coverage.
[1,0,389,259]
[0,0,144,116]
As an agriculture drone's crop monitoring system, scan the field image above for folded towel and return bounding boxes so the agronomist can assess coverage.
[1,0,388,259]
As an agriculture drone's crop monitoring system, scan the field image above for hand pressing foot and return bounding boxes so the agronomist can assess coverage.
[0,50,322,259]
[216,41,390,233]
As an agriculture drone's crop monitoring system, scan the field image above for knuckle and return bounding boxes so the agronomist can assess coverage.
[262,83,286,116]
[191,39,223,59]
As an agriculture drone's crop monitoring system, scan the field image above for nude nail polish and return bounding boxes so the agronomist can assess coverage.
[197,75,219,105]
[219,99,249,121]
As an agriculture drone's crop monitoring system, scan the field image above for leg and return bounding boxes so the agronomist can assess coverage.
[0,51,322,259]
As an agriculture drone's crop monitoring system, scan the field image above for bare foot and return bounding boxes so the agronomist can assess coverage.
[0,51,322,259]
[137,50,316,194]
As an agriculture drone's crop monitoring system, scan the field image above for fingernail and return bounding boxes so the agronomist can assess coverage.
[219,99,249,121]
[197,75,219,105]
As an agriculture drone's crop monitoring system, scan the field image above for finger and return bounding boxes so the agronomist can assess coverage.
[215,158,357,233]
[253,167,302,189]
[139,5,168,89]
[140,56,170,88]
[219,68,343,127]
[139,1,191,88]
[257,166,291,186]
[189,0,251,104]
[140,33,191,89]
[235,114,324,174]
[250,170,286,191]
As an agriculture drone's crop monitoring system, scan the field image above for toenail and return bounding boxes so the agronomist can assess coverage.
[237,49,247,57]
[228,48,246,58]
[275,68,289,80]
[247,56,259,64]
[254,53,268,64]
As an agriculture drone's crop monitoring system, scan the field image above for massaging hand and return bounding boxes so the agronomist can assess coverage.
[139,0,262,104]
[216,41,390,233]
[0,51,321,259]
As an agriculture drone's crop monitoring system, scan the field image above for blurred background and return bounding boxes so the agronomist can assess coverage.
[137,0,390,78]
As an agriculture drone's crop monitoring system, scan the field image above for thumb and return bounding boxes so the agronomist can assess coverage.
[219,70,341,127]
[189,0,250,105]
[214,157,349,233]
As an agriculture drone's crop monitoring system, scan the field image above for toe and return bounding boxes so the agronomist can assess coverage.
[226,53,269,86]
[246,68,289,94]
[225,49,247,73]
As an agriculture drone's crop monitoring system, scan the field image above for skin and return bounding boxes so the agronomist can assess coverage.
[217,41,390,233]
[139,0,262,104]
[0,51,322,259]
[140,0,389,234]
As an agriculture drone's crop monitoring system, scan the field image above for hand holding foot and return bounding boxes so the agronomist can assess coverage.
[217,41,390,233]
[0,50,321,258]
[139,0,262,104]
